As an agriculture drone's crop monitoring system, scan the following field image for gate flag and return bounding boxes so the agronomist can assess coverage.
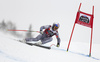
[75,11,94,28]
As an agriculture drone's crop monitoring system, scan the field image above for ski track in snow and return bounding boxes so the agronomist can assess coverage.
[69,51,100,60]
[0,49,27,62]
[51,47,100,61]
[0,47,100,62]
[0,32,100,62]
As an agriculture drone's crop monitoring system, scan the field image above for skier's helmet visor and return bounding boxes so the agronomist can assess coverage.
[54,24,59,29]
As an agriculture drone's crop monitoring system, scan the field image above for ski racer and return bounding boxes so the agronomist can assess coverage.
[25,23,61,47]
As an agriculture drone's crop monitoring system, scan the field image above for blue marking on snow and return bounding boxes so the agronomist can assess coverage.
[0,50,27,62]
[51,47,100,60]
[69,51,100,60]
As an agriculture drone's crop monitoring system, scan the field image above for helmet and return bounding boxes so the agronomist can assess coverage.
[52,22,60,30]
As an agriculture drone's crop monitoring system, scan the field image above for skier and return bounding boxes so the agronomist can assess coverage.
[25,23,61,47]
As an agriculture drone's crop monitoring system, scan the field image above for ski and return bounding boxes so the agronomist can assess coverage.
[13,39,51,49]
[26,43,51,49]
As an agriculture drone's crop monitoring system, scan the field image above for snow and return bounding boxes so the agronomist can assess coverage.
[0,0,100,62]
[0,32,100,62]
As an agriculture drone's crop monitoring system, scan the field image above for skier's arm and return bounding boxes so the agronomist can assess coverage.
[56,32,61,47]
[40,25,51,31]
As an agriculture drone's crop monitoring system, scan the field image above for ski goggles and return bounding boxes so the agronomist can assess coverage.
[54,26,58,29]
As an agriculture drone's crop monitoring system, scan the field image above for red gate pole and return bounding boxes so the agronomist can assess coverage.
[67,23,76,51]
[89,27,93,57]
[78,3,82,11]
[89,6,94,57]
[67,3,82,52]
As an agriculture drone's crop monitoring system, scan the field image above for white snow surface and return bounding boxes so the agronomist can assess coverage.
[0,32,100,62]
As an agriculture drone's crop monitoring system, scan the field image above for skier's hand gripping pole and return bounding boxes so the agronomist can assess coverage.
[40,31,43,34]
[56,43,60,47]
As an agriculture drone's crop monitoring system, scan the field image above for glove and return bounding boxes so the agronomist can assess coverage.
[56,43,60,47]
[40,31,43,34]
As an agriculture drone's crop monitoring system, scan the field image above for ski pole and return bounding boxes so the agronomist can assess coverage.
[50,44,56,47]
[7,29,40,33]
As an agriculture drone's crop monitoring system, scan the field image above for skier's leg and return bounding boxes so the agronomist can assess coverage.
[41,37,53,44]
[25,34,42,41]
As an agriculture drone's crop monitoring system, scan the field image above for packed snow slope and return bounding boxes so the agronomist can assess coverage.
[0,32,100,62]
